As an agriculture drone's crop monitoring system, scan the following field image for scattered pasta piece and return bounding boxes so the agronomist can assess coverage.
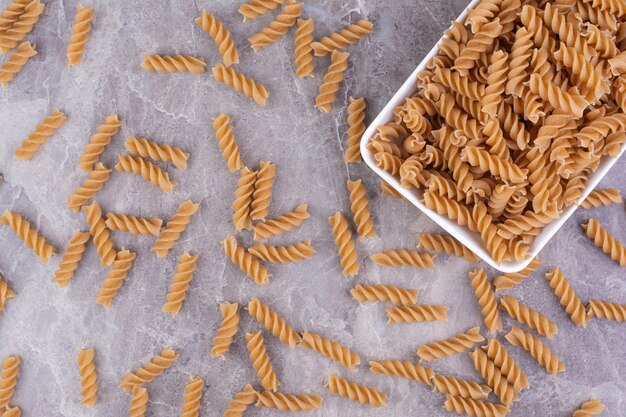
[0,0,44,53]
[581,188,622,209]
[223,234,269,285]
[247,297,301,348]
[386,304,448,324]
[248,240,315,264]
[152,200,199,258]
[232,167,257,231]
[96,249,136,309]
[67,162,112,212]
[119,348,179,392]
[493,257,542,292]
[345,97,365,163]
[371,249,435,269]
[347,179,376,239]
[213,63,269,106]
[299,331,361,371]
[53,230,90,288]
[66,5,93,66]
[248,0,302,51]
[245,331,280,391]
[0,355,20,410]
[587,300,626,322]
[195,10,239,66]
[369,359,433,385]
[115,154,177,192]
[443,394,509,417]
[77,348,98,407]
[350,283,418,306]
[14,109,66,160]
[0,210,55,264]
[328,212,360,276]
[224,384,256,417]
[483,338,529,395]
[0,279,15,312]
[78,114,123,172]
[162,252,198,316]
[210,302,240,359]
[2,406,20,417]
[545,267,587,327]
[253,203,309,240]
[315,50,349,112]
[431,374,491,400]
[311,19,374,56]
[82,201,116,266]
[582,218,626,267]
[0,1,30,38]
[255,391,322,412]
[416,326,484,362]
[129,386,148,417]
[469,347,516,405]
[125,136,189,170]
[417,233,480,262]
[294,18,314,78]
[572,399,605,417]
[468,268,502,333]
[499,295,558,339]
[179,376,204,417]
[0,40,36,86]
[238,0,284,21]
[212,114,243,172]
[105,213,162,236]
[141,54,206,74]
[325,374,387,408]
[505,326,565,377]
[250,161,276,221]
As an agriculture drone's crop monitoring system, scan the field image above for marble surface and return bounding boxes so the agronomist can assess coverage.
[0,0,625,416]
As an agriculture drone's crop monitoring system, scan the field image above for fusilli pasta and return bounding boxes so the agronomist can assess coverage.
[315,50,349,112]
[213,63,269,106]
[0,0,44,53]
[545,267,588,327]
[66,5,93,66]
[125,136,189,170]
[0,279,15,312]
[499,295,558,339]
[129,386,148,417]
[299,331,361,371]
[250,161,275,221]
[505,326,565,376]
[53,230,89,288]
[195,10,239,66]
[224,384,256,417]
[223,234,269,285]
[443,395,510,417]
[247,297,302,347]
[369,359,434,385]
[67,162,111,212]
[328,211,360,276]
[572,399,605,417]
[119,348,179,392]
[371,249,435,269]
[431,374,492,400]
[78,114,123,172]
[294,18,314,78]
[586,300,626,322]
[238,0,285,21]
[141,54,206,74]
[245,331,280,391]
[350,283,418,305]
[0,40,36,86]
[253,203,309,240]
[180,376,203,417]
[248,0,302,51]
[255,391,322,412]
[483,338,529,393]
[0,209,55,264]
[468,268,502,333]
[96,249,136,308]
[0,356,20,410]
[212,114,243,172]
[232,167,257,231]
[77,348,98,407]
[386,304,449,324]
[115,154,177,193]
[581,188,622,208]
[469,347,516,405]
[310,19,374,56]
[105,213,162,236]
[325,374,387,407]
[345,97,366,163]
[582,218,626,267]
[162,252,198,316]
[248,241,315,264]
[152,200,199,258]
[416,326,484,362]
[14,109,66,160]
[210,302,240,359]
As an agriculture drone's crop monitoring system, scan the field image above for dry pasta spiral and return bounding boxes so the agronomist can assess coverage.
[294,18,314,78]
[105,213,162,236]
[119,348,179,392]
[328,212,359,276]
[481,50,508,117]
[350,283,418,305]
[434,67,485,102]
[249,241,315,264]
[310,19,374,56]
[0,210,55,264]
[299,331,361,371]
[431,374,491,400]
[315,50,349,112]
[129,386,148,417]
[53,230,89,288]
[96,250,136,308]
[212,114,243,172]
[505,27,532,97]
[81,201,118,266]
[466,0,502,32]
[232,167,257,231]
[369,359,434,385]
[581,188,622,208]
[554,42,604,100]
[468,268,502,333]
[437,94,482,141]
[499,295,558,339]
[213,63,269,106]
[470,348,516,405]
[78,114,123,171]
[151,200,199,258]
[386,304,448,324]
[195,10,238,66]
[483,338,529,393]
[224,384,256,417]
[472,202,509,264]
[0,280,15,312]
[587,300,626,322]
[245,331,279,391]
[210,302,240,359]
[250,161,276,221]
[125,136,189,170]
[141,54,205,74]
[325,374,387,407]
[528,73,589,117]
[162,252,198,317]
[180,376,203,417]
[223,234,269,285]
[345,97,366,163]
[67,163,111,212]
[374,151,402,175]
[461,146,527,184]
[0,0,29,35]
[371,249,435,269]
[0,356,20,410]
[416,326,484,362]
[493,257,542,292]
[14,109,67,160]
[0,0,43,53]
[238,0,285,21]
[545,267,588,327]
[505,326,565,377]
[444,395,509,417]
[347,179,375,239]
[453,19,502,75]
[248,0,302,51]
[574,113,626,147]
[253,203,309,240]
[423,192,478,232]
[255,391,322,412]
[572,399,606,417]
[77,348,98,407]
[0,40,36,86]
[115,154,177,193]
[66,5,93,66]
[248,297,301,348]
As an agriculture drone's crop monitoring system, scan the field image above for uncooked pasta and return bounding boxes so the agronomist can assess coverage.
[213,63,269,106]
[96,250,136,308]
[66,5,93,66]
[152,200,199,258]
[369,359,434,385]
[77,348,98,407]
[53,230,89,288]
[248,0,302,51]
[325,374,387,407]
[162,252,198,317]
[119,348,179,392]
[223,234,269,285]
[299,331,361,371]
[125,136,189,170]
[0,209,55,264]
[195,10,239,66]
[210,302,240,359]
[311,19,374,56]
[141,54,206,74]
[14,109,66,160]
[315,50,349,112]
[253,203,309,240]
[0,41,36,86]
[328,212,360,276]
[67,162,111,212]
[294,18,314,78]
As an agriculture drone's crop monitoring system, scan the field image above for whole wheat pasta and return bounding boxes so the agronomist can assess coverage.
[0,0,30,36]
[328,212,360,276]
[528,73,589,117]
[505,326,565,376]
[67,163,111,212]
[481,50,508,117]
[179,376,203,417]
[14,109,67,160]
[294,18,314,78]
[81,201,116,266]
[248,241,315,264]
[250,161,275,221]
[0,40,35,86]
[0,279,15,311]
[386,304,448,324]
[554,42,604,100]
[345,97,366,163]
[374,151,402,175]
[582,218,626,267]
[416,326,484,362]
[95,249,136,308]
[369,359,434,385]
[162,252,198,316]
[224,384,256,417]
[461,146,527,184]
[238,0,285,21]
[0,356,20,410]
[0,210,55,264]
[2,406,20,417]
[299,331,361,371]
[141,54,205,74]
[350,283,418,305]
[78,114,123,172]
[371,249,435,269]
[195,10,238,66]
[581,188,622,208]
[443,395,509,417]
[325,374,387,407]
[213,63,269,106]
[431,374,492,400]
[434,67,485,102]
[152,200,199,258]
[66,5,93,66]
[232,167,257,231]
[473,202,510,264]
[346,179,376,239]
[125,136,189,170]
[248,297,301,348]
[500,295,558,338]
[53,230,90,288]
[505,27,532,97]
[466,0,503,32]
[487,184,516,219]
[417,233,480,262]
[245,331,279,391]
[212,114,243,172]
[129,386,148,417]
[572,398,605,416]
[575,113,626,147]
[248,0,302,51]
[311,19,374,56]
[469,348,516,405]
[119,348,179,392]
[210,302,240,359]
[497,206,560,240]
[0,0,44,53]
[483,338,529,393]
[77,348,98,407]
[253,203,309,240]
[223,234,269,285]
[315,50,349,112]
[255,391,322,412]
[423,192,478,232]
[468,268,502,333]
[105,213,162,236]
[453,19,502,75]
[115,154,177,192]
[545,267,588,327]
[586,300,626,322]
[493,256,542,292]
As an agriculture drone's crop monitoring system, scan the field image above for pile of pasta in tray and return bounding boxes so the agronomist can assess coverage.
[0,0,625,416]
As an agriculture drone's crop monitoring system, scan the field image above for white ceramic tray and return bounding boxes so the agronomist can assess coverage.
[360,0,626,273]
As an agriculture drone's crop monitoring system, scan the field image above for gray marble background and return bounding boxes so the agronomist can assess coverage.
[0,0,624,416]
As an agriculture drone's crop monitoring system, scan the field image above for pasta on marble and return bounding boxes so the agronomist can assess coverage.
[125,136,189,170]
[141,54,206,74]
[468,268,502,333]
[247,297,301,348]
[115,154,177,193]
[325,374,387,408]
[347,179,376,239]
[67,162,111,212]
[162,252,198,317]
[248,241,315,264]
[213,63,269,106]
[345,97,366,163]
[545,267,587,327]
[371,249,435,269]
[310,19,373,56]
[369,359,433,385]
[255,391,322,412]
[572,399,605,417]
[328,212,360,276]
[14,109,66,160]
[416,326,484,362]
[82,201,116,266]
[0,0,44,53]
[253,203,309,240]
[66,5,93,66]
[195,10,238,67]
[483,338,529,393]
[152,200,199,258]
[224,384,256,417]
[581,188,622,209]
[96,249,136,308]
[385,304,448,324]
[245,331,279,391]
[248,0,302,52]
[0,41,36,86]
[0,355,20,410]
[232,167,257,231]
[505,326,565,377]
[238,0,285,21]
[294,18,314,78]
[417,233,480,262]
[582,218,626,267]
[210,302,240,360]
[212,114,244,172]
[299,331,361,371]
[129,386,148,417]
[78,114,123,172]
[586,300,626,322]
[469,347,516,405]
[250,161,276,221]
[443,395,509,417]
[315,50,349,112]
[180,376,203,417]
[119,348,179,392]
[53,230,90,288]
[431,374,492,400]
[350,283,418,306]
[223,234,269,285]
[499,295,558,339]
[493,257,542,292]
[77,348,98,407]
[0,210,55,264]
[0,279,15,312]
[105,213,162,236]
